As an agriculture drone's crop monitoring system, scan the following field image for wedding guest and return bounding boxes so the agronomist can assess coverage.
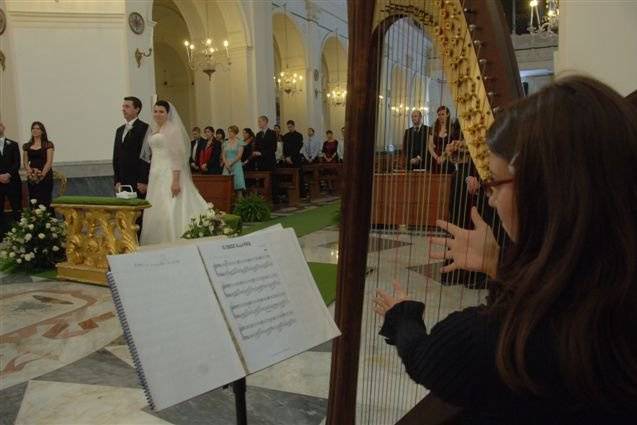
[190,126,206,172]
[322,130,339,162]
[0,121,22,237]
[198,126,222,175]
[215,128,226,143]
[339,126,346,161]
[274,124,284,162]
[23,121,54,208]
[402,110,429,170]
[303,127,322,163]
[241,128,256,171]
[281,120,304,167]
[222,125,246,199]
[427,106,458,173]
[253,116,277,171]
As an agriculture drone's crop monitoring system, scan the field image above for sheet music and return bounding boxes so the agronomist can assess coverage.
[198,228,340,373]
[107,246,245,410]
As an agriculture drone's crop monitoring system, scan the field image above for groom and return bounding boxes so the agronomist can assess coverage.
[113,96,150,198]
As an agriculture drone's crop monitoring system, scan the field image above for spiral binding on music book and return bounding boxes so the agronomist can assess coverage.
[106,272,156,410]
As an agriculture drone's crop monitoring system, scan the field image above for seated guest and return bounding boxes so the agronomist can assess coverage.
[190,126,206,171]
[402,110,429,170]
[241,128,256,171]
[0,120,22,238]
[303,127,322,163]
[23,121,54,208]
[322,130,339,162]
[222,125,246,199]
[281,120,304,167]
[197,126,222,175]
[374,76,637,423]
[253,116,277,171]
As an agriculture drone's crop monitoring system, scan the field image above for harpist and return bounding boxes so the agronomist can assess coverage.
[374,76,637,424]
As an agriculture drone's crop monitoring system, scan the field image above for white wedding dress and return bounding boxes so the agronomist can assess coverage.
[140,117,208,245]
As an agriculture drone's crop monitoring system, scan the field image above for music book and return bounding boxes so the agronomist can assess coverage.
[106,226,340,411]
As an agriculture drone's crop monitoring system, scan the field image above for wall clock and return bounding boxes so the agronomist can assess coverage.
[128,12,145,35]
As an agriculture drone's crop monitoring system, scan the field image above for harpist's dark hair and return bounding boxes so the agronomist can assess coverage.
[154,100,171,113]
[488,76,637,409]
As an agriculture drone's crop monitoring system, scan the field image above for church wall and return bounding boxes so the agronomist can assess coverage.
[5,2,129,170]
[556,1,637,95]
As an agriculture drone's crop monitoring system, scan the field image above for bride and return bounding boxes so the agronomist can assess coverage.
[139,100,208,245]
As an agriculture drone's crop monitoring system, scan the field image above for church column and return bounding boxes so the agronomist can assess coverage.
[303,3,325,137]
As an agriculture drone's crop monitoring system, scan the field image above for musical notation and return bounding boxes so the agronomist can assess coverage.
[213,256,271,277]
[238,311,296,340]
[224,279,280,298]
[222,273,278,291]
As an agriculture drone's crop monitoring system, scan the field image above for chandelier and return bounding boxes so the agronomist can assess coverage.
[274,5,304,96]
[528,0,559,36]
[183,2,231,80]
[325,32,347,107]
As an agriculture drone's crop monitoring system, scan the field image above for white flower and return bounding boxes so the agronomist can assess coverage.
[38,233,45,239]
[28,224,34,230]
[52,233,58,238]
[45,223,51,229]
[35,209,43,216]
[52,246,59,252]
[30,199,37,205]
[9,252,15,258]
[25,254,32,261]
[39,205,47,211]
[51,218,58,223]
[223,227,233,235]
[25,234,32,241]
[20,218,27,224]
[16,259,22,264]
[43,248,49,254]
[198,232,204,238]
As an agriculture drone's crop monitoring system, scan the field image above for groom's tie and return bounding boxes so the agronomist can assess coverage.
[122,122,133,142]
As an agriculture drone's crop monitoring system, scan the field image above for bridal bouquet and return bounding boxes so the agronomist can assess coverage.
[0,200,66,271]
[27,168,45,183]
[182,204,239,239]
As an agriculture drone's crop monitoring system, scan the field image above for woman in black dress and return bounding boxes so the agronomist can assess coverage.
[374,77,637,423]
[427,106,458,173]
[241,128,256,171]
[22,121,55,208]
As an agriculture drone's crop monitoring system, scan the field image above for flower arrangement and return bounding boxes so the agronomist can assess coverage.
[233,193,271,222]
[26,168,45,183]
[0,200,66,271]
[182,204,239,239]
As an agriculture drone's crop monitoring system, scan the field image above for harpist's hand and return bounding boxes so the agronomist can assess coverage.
[373,280,408,317]
[430,207,499,278]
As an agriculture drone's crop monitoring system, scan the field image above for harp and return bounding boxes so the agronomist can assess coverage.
[327,1,523,424]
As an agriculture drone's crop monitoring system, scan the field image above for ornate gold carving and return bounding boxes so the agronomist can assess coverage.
[52,203,149,285]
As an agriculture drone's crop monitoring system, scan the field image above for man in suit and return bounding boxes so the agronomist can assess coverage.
[253,115,277,171]
[281,120,304,167]
[402,110,429,171]
[113,96,150,197]
[0,120,22,238]
[190,126,206,172]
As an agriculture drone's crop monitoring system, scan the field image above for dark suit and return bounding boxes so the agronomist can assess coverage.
[113,119,150,195]
[190,137,206,170]
[196,140,223,175]
[402,125,429,170]
[282,131,304,167]
[0,138,22,236]
[254,128,277,171]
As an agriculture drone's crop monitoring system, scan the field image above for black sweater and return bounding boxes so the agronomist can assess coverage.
[380,301,634,424]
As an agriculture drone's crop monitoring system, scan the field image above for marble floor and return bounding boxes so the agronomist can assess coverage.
[0,226,487,425]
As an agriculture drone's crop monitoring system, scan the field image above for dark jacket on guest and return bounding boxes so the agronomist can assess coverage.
[254,128,277,171]
[242,139,255,171]
[196,139,223,175]
[190,137,206,169]
[113,119,150,188]
[282,131,304,167]
[402,124,429,170]
[0,138,22,190]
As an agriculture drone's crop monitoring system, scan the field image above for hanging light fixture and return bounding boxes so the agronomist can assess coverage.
[274,4,304,96]
[528,0,559,36]
[325,31,347,107]
[184,1,231,80]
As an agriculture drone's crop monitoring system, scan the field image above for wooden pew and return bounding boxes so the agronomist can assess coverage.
[319,162,344,195]
[191,174,235,212]
[302,163,322,201]
[245,171,272,205]
[273,167,300,207]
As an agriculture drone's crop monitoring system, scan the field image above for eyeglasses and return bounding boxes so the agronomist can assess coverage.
[483,178,513,197]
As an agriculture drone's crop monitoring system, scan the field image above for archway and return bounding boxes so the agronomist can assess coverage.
[320,35,348,147]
